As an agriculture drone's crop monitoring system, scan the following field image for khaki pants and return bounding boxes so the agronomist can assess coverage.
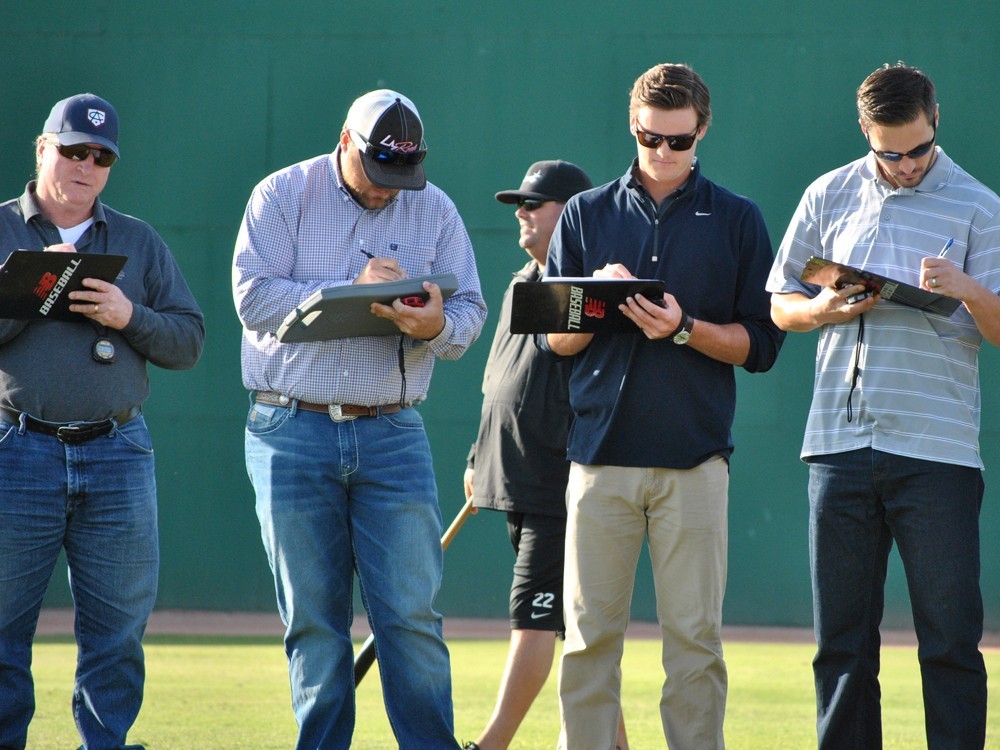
[558,458,729,750]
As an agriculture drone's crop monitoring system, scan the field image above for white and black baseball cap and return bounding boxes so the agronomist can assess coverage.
[344,89,427,191]
[495,160,592,204]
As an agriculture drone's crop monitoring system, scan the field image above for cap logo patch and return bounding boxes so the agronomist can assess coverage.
[87,109,107,128]
[526,170,543,182]
[379,134,420,153]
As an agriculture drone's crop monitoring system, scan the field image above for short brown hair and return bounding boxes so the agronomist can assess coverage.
[629,63,712,127]
[857,62,936,127]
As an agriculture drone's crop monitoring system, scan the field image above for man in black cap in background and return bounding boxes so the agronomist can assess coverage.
[462,162,628,750]
[0,93,205,750]
[234,89,486,749]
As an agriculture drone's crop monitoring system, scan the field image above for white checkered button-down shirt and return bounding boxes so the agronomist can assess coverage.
[233,149,487,406]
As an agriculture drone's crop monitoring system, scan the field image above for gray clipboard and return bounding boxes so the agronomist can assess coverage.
[276,273,459,342]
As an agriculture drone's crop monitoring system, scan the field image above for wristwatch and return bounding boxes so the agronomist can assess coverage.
[669,312,694,345]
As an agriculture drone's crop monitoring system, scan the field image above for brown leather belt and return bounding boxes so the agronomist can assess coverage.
[254,392,407,421]
[0,405,141,444]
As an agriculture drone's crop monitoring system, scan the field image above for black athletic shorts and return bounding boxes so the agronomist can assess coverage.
[506,511,566,635]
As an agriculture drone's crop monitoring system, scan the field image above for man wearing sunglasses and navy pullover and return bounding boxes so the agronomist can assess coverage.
[768,63,1000,750]
[234,89,485,750]
[0,93,205,750]
[540,63,784,750]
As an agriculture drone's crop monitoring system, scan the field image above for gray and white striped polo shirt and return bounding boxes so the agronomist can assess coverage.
[768,148,1000,469]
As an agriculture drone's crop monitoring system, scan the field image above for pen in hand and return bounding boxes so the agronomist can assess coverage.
[357,247,407,283]
[938,237,954,257]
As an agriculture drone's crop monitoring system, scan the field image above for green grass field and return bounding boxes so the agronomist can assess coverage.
[24,635,1000,748]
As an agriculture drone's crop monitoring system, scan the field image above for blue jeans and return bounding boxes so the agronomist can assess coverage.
[245,401,458,750]
[0,415,158,750]
[807,448,986,750]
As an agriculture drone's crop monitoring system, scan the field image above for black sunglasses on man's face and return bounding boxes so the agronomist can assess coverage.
[633,124,700,152]
[866,122,936,163]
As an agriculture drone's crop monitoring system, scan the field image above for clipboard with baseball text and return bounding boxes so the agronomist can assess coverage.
[0,250,128,321]
[276,273,459,343]
[799,257,961,317]
[509,278,666,334]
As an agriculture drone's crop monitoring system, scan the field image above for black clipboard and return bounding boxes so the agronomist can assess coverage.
[276,273,459,343]
[0,251,128,321]
[800,257,961,317]
[510,278,665,334]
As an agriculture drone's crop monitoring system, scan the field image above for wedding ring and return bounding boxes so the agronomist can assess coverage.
[930,277,939,288]
[94,304,100,313]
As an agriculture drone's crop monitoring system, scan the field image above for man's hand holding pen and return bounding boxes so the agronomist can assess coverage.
[355,251,408,284]
[920,237,971,298]
[357,251,446,340]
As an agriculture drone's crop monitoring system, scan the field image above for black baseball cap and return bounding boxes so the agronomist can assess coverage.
[344,89,426,191]
[43,93,120,157]
[495,160,592,204]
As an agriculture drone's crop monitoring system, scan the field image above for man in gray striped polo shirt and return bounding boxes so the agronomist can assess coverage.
[768,63,1000,750]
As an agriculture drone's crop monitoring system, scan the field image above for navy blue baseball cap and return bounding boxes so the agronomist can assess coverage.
[43,93,120,157]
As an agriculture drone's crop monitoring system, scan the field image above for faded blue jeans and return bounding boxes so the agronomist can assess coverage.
[0,414,158,750]
[807,448,986,750]
[245,400,458,750]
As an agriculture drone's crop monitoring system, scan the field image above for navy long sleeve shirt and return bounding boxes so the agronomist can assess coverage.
[544,160,784,469]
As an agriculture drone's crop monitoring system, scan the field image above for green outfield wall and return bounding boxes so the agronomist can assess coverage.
[6,1,1000,630]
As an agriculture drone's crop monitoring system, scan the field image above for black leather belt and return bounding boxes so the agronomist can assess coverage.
[0,405,141,444]
[254,392,408,421]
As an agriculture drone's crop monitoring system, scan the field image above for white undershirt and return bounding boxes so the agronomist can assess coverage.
[58,218,94,246]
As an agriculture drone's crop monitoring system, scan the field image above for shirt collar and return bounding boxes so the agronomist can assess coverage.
[860,146,953,194]
[513,259,542,282]
[623,156,700,200]
[331,147,401,210]
[17,181,107,226]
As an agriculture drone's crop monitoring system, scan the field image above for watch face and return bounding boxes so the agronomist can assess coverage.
[92,337,116,363]
[672,329,691,345]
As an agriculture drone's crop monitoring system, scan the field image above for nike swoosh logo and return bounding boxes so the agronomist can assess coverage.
[530,612,549,619]
[695,211,712,216]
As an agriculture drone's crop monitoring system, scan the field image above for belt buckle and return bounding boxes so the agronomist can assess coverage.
[56,424,99,444]
[328,404,357,422]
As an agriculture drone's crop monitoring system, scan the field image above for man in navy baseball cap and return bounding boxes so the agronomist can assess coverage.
[44,92,120,158]
[0,91,205,750]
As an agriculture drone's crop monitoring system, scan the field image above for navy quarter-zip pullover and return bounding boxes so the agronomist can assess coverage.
[544,159,785,468]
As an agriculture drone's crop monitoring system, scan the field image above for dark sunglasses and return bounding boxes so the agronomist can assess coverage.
[55,142,118,168]
[866,124,936,163]
[352,130,427,166]
[517,198,548,211]
[633,124,700,151]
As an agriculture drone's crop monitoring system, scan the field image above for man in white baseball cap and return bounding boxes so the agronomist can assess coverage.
[234,88,486,749]
[344,89,426,191]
